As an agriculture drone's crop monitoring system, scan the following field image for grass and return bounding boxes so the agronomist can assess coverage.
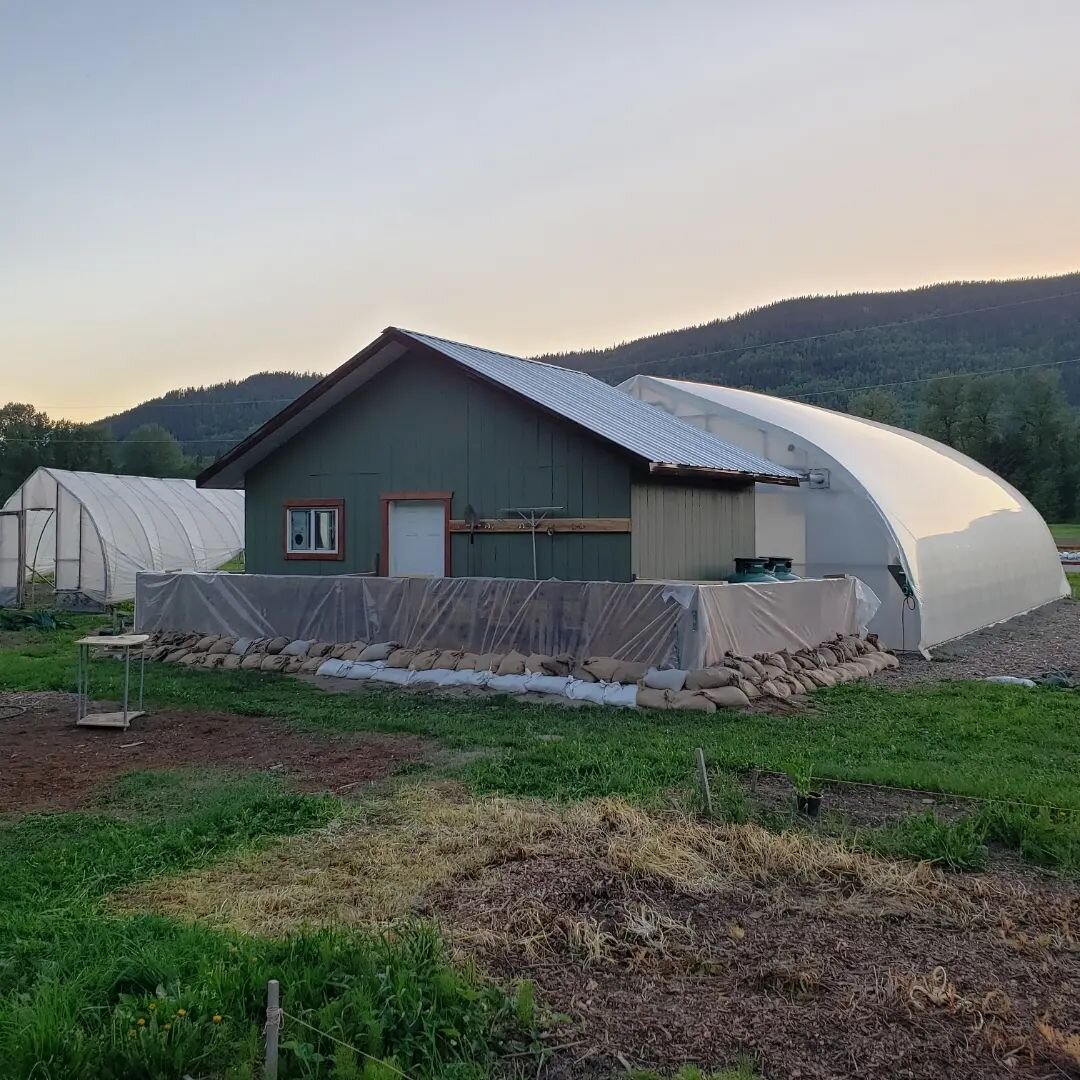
[0,771,528,1079]
[1049,522,1080,545]
[1067,570,1079,600]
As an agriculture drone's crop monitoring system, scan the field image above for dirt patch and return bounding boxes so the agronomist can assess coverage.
[429,842,1079,1080]
[884,597,1079,687]
[741,769,972,828]
[0,691,431,815]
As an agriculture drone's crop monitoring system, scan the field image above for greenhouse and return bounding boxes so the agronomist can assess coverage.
[0,467,245,609]
[621,375,1069,653]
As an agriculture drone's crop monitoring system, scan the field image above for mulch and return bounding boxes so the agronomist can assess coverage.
[428,852,1080,1080]
[0,691,431,815]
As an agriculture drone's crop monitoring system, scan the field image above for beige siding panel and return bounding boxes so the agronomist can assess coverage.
[631,482,755,581]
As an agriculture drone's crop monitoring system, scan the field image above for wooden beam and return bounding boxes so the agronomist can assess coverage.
[449,517,631,534]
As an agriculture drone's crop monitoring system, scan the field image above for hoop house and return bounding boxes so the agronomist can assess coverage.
[621,376,1068,653]
[0,468,244,608]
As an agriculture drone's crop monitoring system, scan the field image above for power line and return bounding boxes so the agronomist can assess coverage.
[577,286,1080,378]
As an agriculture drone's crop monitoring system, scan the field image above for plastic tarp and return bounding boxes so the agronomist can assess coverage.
[621,375,1069,651]
[135,571,872,669]
[0,467,244,606]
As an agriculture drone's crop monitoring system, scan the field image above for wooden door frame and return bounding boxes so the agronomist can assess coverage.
[380,491,453,577]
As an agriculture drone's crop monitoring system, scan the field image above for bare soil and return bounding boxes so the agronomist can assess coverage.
[0,691,430,815]
[428,851,1080,1080]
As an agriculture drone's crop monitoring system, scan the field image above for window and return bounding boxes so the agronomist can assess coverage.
[284,500,344,559]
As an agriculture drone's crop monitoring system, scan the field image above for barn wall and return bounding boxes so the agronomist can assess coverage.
[630,480,755,581]
[245,349,634,580]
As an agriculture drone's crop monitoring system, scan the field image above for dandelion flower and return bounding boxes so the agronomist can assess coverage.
[164,1023,171,1031]
[212,1014,222,1024]
[148,1003,156,1011]
[137,1018,146,1027]
[176,1008,187,1017]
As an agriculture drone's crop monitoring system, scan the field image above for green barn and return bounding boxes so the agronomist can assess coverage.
[197,328,799,582]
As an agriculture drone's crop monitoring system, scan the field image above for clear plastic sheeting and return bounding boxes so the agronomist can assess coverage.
[0,468,244,606]
[135,571,868,669]
[621,375,1069,651]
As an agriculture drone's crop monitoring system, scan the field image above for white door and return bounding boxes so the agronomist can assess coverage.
[388,500,446,576]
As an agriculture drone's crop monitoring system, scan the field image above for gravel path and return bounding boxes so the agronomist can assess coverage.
[882,598,1078,687]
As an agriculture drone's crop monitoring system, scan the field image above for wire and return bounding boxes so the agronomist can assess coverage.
[576,285,1080,377]
[278,1010,417,1080]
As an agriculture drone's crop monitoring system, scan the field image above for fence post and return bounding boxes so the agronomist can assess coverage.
[264,979,280,1080]
[695,747,713,817]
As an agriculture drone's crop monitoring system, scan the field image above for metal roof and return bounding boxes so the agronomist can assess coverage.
[400,330,799,481]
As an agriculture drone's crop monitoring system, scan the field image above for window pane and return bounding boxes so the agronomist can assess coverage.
[314,509,336,551]
[289,509,311,551]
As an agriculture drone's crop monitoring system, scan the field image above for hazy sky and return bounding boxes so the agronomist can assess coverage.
[3,1,1079,419]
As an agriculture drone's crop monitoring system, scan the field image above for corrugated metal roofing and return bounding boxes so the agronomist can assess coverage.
[400,329,799,481]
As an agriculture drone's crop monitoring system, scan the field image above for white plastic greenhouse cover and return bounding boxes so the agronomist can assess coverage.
[621,376,1069,652]
[0,468,244,606]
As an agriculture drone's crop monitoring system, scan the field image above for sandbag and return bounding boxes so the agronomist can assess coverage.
[487,673,530,694]
[795,673,818,693]
[308,642,333,659]
[221,654,243,670]
[164,649,189,664]
[148,645,171,662]
[761,652,788,672]
[180,652,204,666]
[602,682,639,709]
[410,668,459,686]
[408,649,440,671]
[761,664,787,682]
[432,649,463,670]
[684,666,736,691]
[386,648,417,668]
[281,656,303,673]
[669,690,717,713]
[265,636,290,655]
[180,634,201,649]
[635,687,671,710]
[879,652,900,669]
[726,659,760,681]
[805,669,836,689]
[524,674,572,696]
[582,657,619,682]
[450,669,492,688]
[299,657,325,674]
[525,653,556,675]
[496,651,527,676]
[760,679,789,699]
[732,655,766,677]
[566,679,606,704]
[191,636,217,653]
[328,644,350,659]
[359,642,399,662]
[371,667,413,686]
[207,637,236,655]
[340,646,365,661]
[260,654,289,673]
[612,661,649,685]
[570,664,597,683]
[548,653,576,677]
[202,654,226,669]
[780,674,805,695]
[701,685,751,709]
[736,677,761,700]
[280,639,314,657]
[344,662,380,680]
[231,637,255,656]
[642,667,688,692]
[455,652,481,671]
[475,653,504,672]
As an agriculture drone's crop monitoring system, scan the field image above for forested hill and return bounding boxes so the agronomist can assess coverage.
[99,371,320,456]
[546,273,1080,410]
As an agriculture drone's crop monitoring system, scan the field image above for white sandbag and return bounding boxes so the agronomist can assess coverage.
[281,639,314,657]
[565,679,606,704]
[442,668,492,688]
[524,674,573,696]
[487,673,530,694]
[410,668,459,687]
[344,662,382,680]
[371,667,414,686]
[601,682,639,708]
[231,637,255,655]
[642,667,688,692]
[316,658,351,678]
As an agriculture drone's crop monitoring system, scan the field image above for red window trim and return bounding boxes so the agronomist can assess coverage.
[379,491,452,577]
[283,499,346,561]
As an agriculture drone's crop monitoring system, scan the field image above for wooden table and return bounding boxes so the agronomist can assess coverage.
[75,633,149,729]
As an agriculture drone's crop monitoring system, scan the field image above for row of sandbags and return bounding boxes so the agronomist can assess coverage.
[138,630,897,713]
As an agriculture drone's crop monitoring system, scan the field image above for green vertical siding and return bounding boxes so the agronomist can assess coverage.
[631,480,755,580]
[246,348,633,580]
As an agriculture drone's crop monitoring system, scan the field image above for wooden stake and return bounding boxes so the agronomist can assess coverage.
[695,747,713,817]
[264,979,280,1080]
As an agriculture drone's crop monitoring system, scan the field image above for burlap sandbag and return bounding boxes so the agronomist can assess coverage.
[684,666,736,691]
[149,645,171,662]
[241,654,264,670]
[475,653,504,672]
[761,664,787,682]
[340,646,365,661]
[725,659,760,681]
[796,673,817,693]
[496,651,527,676]
[701,685,751,709]
[736,677,761,700]
[582,657,619,682]
[612,660,648,685]
[525,653,556,675]
[761,652,788,672]
[300,657,324,674]
[760,679,790,699]
[307,642,333,659]
[549,653,575,677]
[164,648,189,664]
[207,637,235,655]
[203,654,226,669]
[635,687,671,711]
[180,634,201,649]
[386,649,416,669]
[433,649,463,670]
[180,652,204,666]
[408,649,440,671]
[879,652,900,669]
[571,664,597,683]
[221,654,243,670]
[455,653,481,671]
[669,690,717,713]
[359,642,398,662]
[263,636,289,655]
[733,655,766,677]
[261,654,289,672]
[779,674,805,695]
[805,668,836,689]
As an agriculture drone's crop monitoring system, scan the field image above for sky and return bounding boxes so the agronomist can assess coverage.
[2,1,1079,420]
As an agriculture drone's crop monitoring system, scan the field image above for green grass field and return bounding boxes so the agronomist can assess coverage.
[1068,570,1080,600]
[1050,522,1080,545]
[2,618,1079,1076]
